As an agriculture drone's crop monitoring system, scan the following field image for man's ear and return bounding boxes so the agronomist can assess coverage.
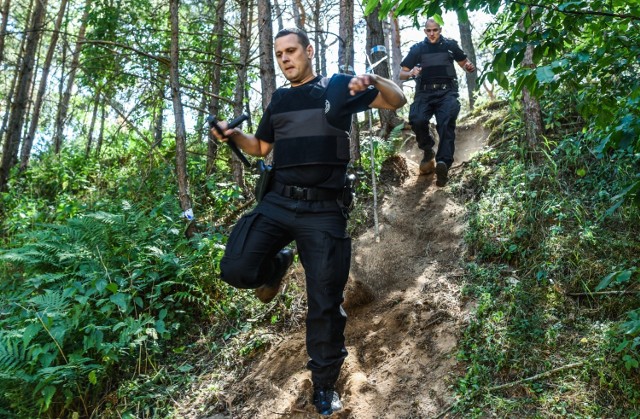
[307,44,314,60]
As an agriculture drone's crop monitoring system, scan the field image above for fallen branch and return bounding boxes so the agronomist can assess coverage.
[434,360,587,418]
[488,361,585,391]
[566,290,640,297]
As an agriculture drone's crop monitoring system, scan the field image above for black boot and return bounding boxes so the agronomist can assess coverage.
[435,161,449,187]
[312,387,342,415]
[254,248,294,303]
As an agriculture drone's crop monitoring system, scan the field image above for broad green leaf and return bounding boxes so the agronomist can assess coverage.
[109,293,128,312]
[536,66,555,83]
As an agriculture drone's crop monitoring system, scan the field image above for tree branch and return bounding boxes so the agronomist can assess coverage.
[512,0,640,20]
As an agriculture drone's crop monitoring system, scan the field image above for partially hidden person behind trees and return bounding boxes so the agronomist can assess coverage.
[211,28,406,416]
[399,18,476,186]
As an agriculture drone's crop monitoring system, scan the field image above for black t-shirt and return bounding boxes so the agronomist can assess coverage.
[256,74,378,189]
[400,37,466,84]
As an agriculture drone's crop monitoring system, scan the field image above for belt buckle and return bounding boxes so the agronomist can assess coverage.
[290,186,307,200]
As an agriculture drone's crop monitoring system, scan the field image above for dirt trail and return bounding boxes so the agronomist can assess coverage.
[180,118,489,418]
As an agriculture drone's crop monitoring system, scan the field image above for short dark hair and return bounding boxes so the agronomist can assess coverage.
[275,27,310,49]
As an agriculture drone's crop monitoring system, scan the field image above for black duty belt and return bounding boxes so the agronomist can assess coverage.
[420,82,454,91]
[272,181,341,201]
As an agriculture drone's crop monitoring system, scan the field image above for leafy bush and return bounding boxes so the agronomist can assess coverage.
[0,199,214,416]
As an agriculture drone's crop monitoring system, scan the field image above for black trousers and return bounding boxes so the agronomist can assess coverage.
[408,88,461,168]
[220,191,351,387]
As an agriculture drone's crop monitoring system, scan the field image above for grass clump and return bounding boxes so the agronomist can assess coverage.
[453,103,640,417]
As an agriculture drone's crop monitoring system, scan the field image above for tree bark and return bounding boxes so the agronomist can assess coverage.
[0,0,11,65]
[21,0,69,170]
[273,0,283,31]
[292,0,305,28]
[338,0,360,163]
[519,10,543,149]
[258,0,276,109]
[169,0,194,236]
[53,0,89,154]
[85,87,101,157]
[365,6,399,138]
[229,0,251,191]
[0,0,47,191]
[457,11,478,110]
[388,13,403,86]
[95,100,105,156]
[338,0,354,75]
[206,0,226,176]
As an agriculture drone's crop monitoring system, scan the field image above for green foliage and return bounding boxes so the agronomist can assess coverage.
[370,0,640,207]
[0,197,214,416]
[455,105,640,416]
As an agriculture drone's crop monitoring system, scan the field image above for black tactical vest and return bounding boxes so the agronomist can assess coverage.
[272,77,351,168]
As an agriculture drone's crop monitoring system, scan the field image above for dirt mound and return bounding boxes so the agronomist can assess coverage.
[176,118,489,418]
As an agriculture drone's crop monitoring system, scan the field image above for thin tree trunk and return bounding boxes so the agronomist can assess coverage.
[365,6,399,138]
[338,0,359,163]
[292,0,305,28]
[85,87,101,157]
[0,0,48,191]
[169,0,194,236]
[338,0,354,75]
[95,100,105,156]
[21,0,69,170]
[206,0,225,175]
[258,0,275,109]
[53,0,89,154]
[273,0,283,31]
[0,0,11,65]
[152,67,167,148]
[230,0,251,191]
[388,13,403,86]
[519,9,543,149]
[457,10,478,110]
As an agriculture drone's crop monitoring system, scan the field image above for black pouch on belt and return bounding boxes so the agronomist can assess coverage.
[254,160,273,202]
[340,173,356,212]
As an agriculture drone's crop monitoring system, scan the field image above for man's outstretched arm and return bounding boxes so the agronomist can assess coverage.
[348,74,407,110]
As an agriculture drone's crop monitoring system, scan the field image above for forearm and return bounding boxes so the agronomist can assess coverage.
[226,131,271,157]
[457,58,476,72]
[370,75,407,110]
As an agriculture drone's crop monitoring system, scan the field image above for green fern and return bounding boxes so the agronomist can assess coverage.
[0,337,28,372]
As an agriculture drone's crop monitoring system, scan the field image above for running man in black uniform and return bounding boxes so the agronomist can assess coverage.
[400,18,476,186]
[212,28,405,415]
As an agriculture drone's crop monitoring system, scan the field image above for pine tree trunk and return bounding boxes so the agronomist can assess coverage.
[365,6,399,138]
[85,88,100,157]
[258,0,275,109]
[0,0,11,65]
[21,0,69,170]
[272,0,283,31]
[388,13,403,86]
[53,0,89,154]
[457,11,478,110]
[338,0,354,75]
[206,0,225,176]
[95,101,105,156]
[169,0,194,236]
[230,0,251,192]
[519,10,543,149]
[292,0,305,27]
[0,0,47,191]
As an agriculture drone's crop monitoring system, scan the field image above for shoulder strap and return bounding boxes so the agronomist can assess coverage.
[310,76,330,99]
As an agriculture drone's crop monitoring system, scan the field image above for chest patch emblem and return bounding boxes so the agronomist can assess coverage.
[325,99,331,114]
